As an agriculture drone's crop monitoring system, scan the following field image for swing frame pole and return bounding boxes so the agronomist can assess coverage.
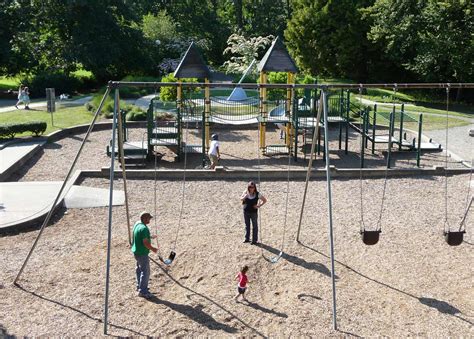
[322,89,338,331]
[104,88,119,334]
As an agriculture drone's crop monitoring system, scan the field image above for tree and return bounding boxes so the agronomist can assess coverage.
[285,0,377,81]
[158,0,231,66]
[223,33,274,73]
[9,0,153,80]
[0,1,20,74]
[365,0,474,84]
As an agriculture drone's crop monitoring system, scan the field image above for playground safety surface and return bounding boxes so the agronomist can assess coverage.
[0,126,472,336]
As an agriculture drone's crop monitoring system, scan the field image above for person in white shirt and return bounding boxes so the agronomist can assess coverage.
[208,133,221,169]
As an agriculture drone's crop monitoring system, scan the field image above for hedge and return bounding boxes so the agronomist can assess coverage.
[0,121,47,139]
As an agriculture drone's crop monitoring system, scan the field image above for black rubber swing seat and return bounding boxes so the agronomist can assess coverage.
[361,230,381,245]
[444,231,465,246]
[163,251,176,265]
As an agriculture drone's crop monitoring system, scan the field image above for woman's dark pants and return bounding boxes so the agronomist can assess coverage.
[244,211,258,243]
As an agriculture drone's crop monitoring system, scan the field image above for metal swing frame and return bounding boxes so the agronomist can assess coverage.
[11,81,473,335]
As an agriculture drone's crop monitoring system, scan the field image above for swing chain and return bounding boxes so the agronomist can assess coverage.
[358,86,366,233]
[444,85,450,232]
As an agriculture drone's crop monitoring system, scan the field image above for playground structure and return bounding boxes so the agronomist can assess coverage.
[109,39,448,170]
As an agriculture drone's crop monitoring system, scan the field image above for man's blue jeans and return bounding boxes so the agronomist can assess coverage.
[135,254,150,294]
[244,212,258,243]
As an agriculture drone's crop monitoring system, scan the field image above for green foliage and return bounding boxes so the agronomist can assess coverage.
[285,0,375,81]
[296,74,316,97]
[0,1,17,74]
[126,108,147,121]
[119,75,161,99]
[8,1,153,81]
[0,121,47,139]
[267,72,287,101]
[218,0,292,37]
[160,74,178,102]
[364,0,474,83]
[160,0,231,66]
[20,72,82,97]
[1,0,473,98]
[142,11,178,45]
[159,74,199,101]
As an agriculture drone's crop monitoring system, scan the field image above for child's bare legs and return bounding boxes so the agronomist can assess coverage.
[235,287,247,301]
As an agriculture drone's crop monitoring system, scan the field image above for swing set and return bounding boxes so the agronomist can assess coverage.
[11,81,473,335]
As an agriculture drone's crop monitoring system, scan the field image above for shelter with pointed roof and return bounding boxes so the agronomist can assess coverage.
[173,42,211,79]
[257,36,298,73]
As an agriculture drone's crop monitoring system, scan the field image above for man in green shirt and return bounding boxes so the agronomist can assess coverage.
[132,211,158,299]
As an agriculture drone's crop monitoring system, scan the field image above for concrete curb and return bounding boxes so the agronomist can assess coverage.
[87,165,472,181]
[0,170,82,234]
[0,142,46,182]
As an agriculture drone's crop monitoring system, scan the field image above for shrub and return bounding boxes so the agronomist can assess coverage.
[127,110,147,121]
[21,72,82,98]
[159,74,199,101]
[29,121,47,136]
[120,75,161,98]
[160,74,178,101]
[0,121,47,139]
[0,125,15,139]
[267,72,287,101]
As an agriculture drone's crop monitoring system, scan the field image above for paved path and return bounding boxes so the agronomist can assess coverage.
[134,94,155,110]
[0,96,92,113]
[0,139,46,180]
[424,125,473,164]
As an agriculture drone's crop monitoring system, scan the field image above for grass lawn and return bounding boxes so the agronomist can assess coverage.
[0,106,101,136]
[0,76,20,91]
[373,108,470,131]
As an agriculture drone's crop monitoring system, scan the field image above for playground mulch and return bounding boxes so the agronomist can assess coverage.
[10,126,467,183]
[0,127,472,337]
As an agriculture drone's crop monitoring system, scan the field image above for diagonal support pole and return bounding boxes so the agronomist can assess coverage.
[322,89,338,331]
[296,92,323,242]
[14,86,111,285]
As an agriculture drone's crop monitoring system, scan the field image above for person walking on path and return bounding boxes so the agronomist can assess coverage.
[15,85,30,109]
[132,211,159,299]
[234,265,250,301]
[208,133,221,169]
[240,181,267,245]
[23,87,30,109]
[15,85,25,109]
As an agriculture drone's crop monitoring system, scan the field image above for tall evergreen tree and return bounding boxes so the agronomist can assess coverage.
[285,0,379,81]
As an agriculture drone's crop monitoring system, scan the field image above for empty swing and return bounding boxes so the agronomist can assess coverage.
[358,86,391,245]
[442,86,471,246]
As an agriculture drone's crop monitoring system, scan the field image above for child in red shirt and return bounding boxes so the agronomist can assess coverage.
[234,265,249,301]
